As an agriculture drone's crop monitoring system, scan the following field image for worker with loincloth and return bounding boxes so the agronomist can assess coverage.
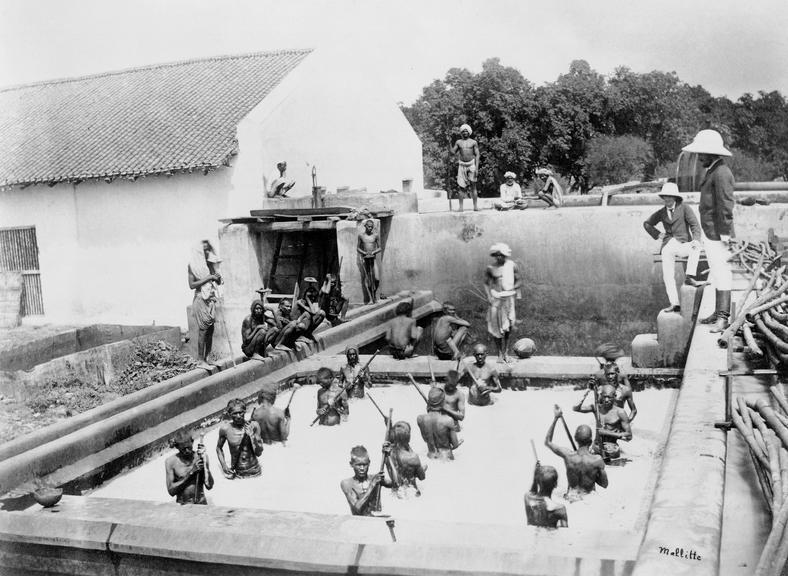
[251,388,290,445]
[241,299,276,360]
[417,387,463,460]
[165,430,214,505]
[433,302,470,360]
[340,346,371,399]
[294,279,327,341]
[485,243,522,363]
[573,384,632,460]
[450,123,481,212]
[495,171,527,211]
[267,161,296,198]
[535,168,562,208]
[388,421,427,497]
[545,406,608,501]
[315,367,349,426]
[439,369,466,430]
[386,301,423,359]
[643,182,704,314]
[461,343,502,406]
[267,298,302,350]
[357,219,381,304]
[188,240,222,369]
[682,129,736,334]
[216,399,263,479]
[524,463,568,528]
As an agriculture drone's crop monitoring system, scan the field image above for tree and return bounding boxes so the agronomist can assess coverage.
[402,58,537,194]
[731,91,788,179]
[531,60,612,192]
[585,135,654,188]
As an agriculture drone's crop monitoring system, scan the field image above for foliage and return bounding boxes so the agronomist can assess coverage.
[585,135,654,187]
[726,148,783,182]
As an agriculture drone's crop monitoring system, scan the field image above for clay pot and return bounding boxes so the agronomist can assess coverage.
[32,487,63,508]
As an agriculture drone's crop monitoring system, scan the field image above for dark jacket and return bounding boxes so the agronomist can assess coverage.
[643,202,701,250]
[698,159,735,240]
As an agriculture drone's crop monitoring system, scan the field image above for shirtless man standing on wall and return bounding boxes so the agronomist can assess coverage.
[357,219,381,304]
[545,406,608,501]
[450,123,480,212]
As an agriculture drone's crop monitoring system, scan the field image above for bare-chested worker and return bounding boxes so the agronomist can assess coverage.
[165,430,214,505]
[599,363,637,423]
[524,463,568,528]
[216,399,264,479]
[188,240,222,369]
[417,387,463,460]
[357,219,381,304]
[340,444,394,516]
[440,369,466,430]
[388,421,427,497]
[251,389,290,445]
[269,298,302,351]
[294,280,327,341]
[267,161,296,198]
[315,367,349,426]
[340,346,370,399]
[545,406,608,501]
[460,344,502,406]
[450,123,481,212]
[241,299,275,360]
[433,302,470,360]
[485,243,522,363]
[386,301,423,360]
[573,384,632,460]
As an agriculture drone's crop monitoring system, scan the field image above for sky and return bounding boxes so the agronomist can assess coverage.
[1,0,787,105]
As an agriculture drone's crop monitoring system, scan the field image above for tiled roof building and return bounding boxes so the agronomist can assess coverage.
[0,49,312,189]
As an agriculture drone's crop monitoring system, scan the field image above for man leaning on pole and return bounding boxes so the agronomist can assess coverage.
[681,129,735,334]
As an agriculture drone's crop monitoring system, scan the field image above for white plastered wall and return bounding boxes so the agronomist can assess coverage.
[227,48,424,216]
[0,170,232,328]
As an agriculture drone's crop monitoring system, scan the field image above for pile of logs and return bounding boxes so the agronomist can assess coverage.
[718,239,788,367]
[733,390,788,576]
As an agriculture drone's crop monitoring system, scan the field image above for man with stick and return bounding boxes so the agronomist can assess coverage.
[450,123,481,212]
[600,363,637,423]
[545,405,608,501]
[461,344,502,406]
[188,240,223,369]
[433,302,470,361]
[485,243,522,363]
[251,388,291,445]
[388,421,427,498]
[573,384,632,460]
[216,399,264,479]
[417,387,463,460]
[315,367,349,426]
[341,444,394,516]
[682,129,735,333]
[165,430,214,505]
[440,369,466,430]
[524,462,568,528]
[340,346,371,399]
[357,219,381,304]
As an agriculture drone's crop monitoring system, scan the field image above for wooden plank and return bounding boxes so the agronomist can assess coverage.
[296,216,313,222]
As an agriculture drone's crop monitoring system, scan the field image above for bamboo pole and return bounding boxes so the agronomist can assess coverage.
[743,323,764,356]
[781,447,788,500]
[770,386,788,417]
[733,404,770,467]
[767,433,783,517]
[748,398,788,453]
[719,255,765,346]
[754,497,788,576]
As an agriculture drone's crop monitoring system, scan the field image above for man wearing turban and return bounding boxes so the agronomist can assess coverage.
[450,123,481,212]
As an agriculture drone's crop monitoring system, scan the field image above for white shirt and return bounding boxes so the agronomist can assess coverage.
[499,182,522,203]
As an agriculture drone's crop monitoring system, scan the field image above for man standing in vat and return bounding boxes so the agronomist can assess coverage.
[460,344,502,406]
[388,421,427,497]
[450,123,480,212]
[573,384,632,460]
[341,444,394,515]
[681,129,735,334]
[251,389,290,445]
[417,387,463,460]
[524,463,568,528]
[340,346,371,399]
[485,243,521,363]
[165,430,214,505]
[440,369,466,430]
[315,367,349,426]
[544,406,608,501]
[216,399,264,479]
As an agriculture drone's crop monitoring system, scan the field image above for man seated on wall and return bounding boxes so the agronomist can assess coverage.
[433,302,470,361]
[294,278,328,341]
[386,301,423,359]
[241,299,277,360]
[494,171,528,210]
[267,161,296,198]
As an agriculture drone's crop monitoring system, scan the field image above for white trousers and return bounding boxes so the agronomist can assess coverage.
[704,239,733,291]
[661,238,701,306]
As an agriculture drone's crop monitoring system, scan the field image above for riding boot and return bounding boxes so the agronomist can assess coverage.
[699,290,719,324]
[710,290,731,334]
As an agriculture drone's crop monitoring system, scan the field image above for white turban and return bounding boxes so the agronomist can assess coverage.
[504,171,516,179]
[489,242,512,257]
[460,124,472,135]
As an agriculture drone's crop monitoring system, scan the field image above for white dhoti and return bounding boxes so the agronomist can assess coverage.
[487,294,516,338]
[661,238,701,306]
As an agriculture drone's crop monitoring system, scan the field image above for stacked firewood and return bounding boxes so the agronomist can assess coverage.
[718,239,788,367]
[733,389,788,576]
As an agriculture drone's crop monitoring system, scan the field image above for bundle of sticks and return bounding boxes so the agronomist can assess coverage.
[732,388,788,576]
[718,239,788,367]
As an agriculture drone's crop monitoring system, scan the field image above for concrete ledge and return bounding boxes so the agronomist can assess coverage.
[633,287,727,576]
